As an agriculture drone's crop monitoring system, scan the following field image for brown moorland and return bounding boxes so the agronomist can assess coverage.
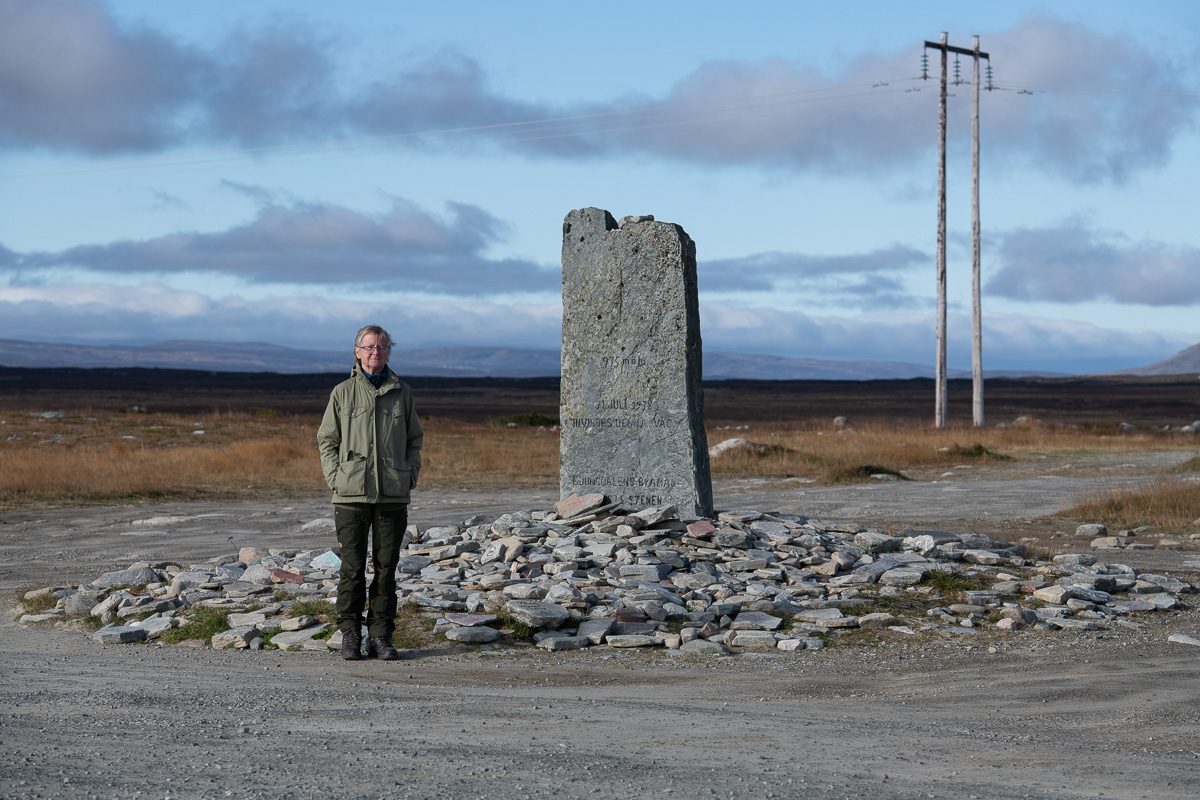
[3,366,1199,425]
[2,366,1198,529]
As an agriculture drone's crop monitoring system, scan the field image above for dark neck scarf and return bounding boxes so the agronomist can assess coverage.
[363,366,388,388]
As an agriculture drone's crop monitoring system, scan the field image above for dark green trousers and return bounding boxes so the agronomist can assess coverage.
[334,503,407,638]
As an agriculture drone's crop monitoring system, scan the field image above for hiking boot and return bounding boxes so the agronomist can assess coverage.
[367,636,400,661]
[340,627,363,660]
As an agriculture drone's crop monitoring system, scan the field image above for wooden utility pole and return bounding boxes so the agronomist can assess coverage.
[923,34,990,429]
[933,33,949,429]
[970,35,984,427]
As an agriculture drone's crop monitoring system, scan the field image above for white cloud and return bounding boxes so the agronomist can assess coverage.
[0,0,201,152]
[989,218,1200,305]
[0,281,563,350]
[700,245,926,307]
[698,302,1196,373]
[18,197,557,294]
[0,278,1191,373]
[1,5,1191,183]
[0,281,212,316]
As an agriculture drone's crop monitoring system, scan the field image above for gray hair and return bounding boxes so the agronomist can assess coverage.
[354,324,393,351]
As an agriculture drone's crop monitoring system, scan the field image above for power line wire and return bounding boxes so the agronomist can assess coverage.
[3,74,1187,186]
[0,78,927,184]
[990,80,1200,102]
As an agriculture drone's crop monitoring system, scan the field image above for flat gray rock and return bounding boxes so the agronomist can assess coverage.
[794,608,845,624]
[554,493,607,519]
[606,634,664,648]
[730,631,779,649]
[857,612,900,629]
[1044,618,1103,631]
[879,568,926,586]
[855,531,900,554]
[962,549,1005,566]
[93,625,148,644]
[618,564,673,581]
[445,626,502,643]
[536,635,589,651]
[727,558,769,573]
[671,572,719,589]
[445,613,498,627]
[577,617,616,644]
[93,567,161,588]
[397,555,432,574]
[63,593,98,617]
[241,564,275,584]
[712,530,751,549]
[222,582,272,598]
[129,616,176,639]
[678,638,732,655]
[212,625,260,649]
[1167,634,1200,647]
[279,615,316,632]
[732,611,782,630]
[899,529,962,545]
[505,600,571,629]
[271,624,331,650]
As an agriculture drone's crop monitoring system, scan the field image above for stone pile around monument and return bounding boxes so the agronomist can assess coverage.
[18,494,1199,654]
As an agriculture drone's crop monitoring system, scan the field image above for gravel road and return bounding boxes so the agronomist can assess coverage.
[3,451,1200,800]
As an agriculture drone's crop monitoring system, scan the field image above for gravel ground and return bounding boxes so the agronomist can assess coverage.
[3,452,1200,800]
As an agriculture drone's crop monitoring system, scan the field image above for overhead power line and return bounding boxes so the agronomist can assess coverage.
[0,79,931,184]
[989,81,1200,102]
[1,70,1190,186]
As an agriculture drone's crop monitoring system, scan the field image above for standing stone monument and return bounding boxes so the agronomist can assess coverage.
[559,207,713,517]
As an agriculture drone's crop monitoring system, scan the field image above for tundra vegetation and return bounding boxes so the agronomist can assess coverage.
[1,408,1197,532]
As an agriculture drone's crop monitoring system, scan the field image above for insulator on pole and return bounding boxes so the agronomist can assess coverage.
[921,52,929,80]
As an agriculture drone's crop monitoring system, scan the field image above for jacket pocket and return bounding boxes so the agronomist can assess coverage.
[334,456,367,496]
[380,403,406,442]
[380,457,412,499]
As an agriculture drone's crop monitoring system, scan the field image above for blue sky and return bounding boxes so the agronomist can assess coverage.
[2,0,1199,373]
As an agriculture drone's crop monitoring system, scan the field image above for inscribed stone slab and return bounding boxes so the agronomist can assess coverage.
[559,208,713,517]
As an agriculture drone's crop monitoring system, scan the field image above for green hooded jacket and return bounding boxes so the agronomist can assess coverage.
[317,363,423,505]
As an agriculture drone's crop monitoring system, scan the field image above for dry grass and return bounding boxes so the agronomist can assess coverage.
[1171,455,1200,473]
[158,605,230,644]
[0,430,321,505]
[16,590,57,616]
[426,419,558,488]
[285,598,335,622]
[1062,477,1200,534]
[2,408,1197,509]
[706,422,1196,483]
[392,602,441,650]
[0,410,560,506]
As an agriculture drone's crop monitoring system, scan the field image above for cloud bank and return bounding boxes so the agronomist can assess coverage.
[701,246,927,308]
[7,204,1199,312]
[0,282,563,351]
[989,219,1200,305]
[15,197,556,295]
[0,278,1190,374]
[1,3,1191,183]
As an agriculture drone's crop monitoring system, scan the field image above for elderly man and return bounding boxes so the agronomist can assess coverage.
[317,324,423,661]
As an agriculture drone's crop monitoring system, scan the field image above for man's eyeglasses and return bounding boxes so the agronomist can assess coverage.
[356,345,389,353]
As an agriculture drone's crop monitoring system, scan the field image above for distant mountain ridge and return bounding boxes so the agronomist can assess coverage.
[1108,342,1200,376]
[0,337,1109,380]
[0,339,560,377]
